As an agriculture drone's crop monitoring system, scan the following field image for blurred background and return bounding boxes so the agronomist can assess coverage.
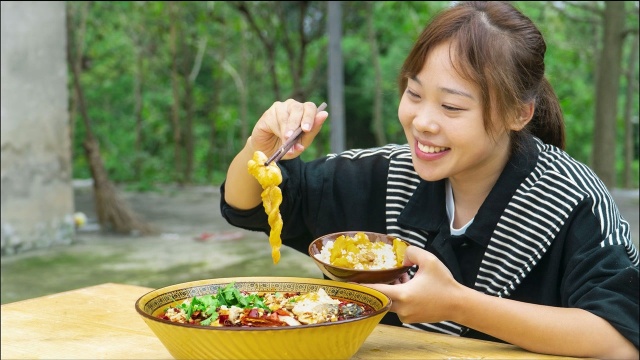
[1,1,638,304]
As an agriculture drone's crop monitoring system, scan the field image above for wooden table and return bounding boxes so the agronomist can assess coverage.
[1,283,578,359]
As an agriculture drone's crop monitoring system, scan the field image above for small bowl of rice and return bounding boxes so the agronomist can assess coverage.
[308,231,412,284]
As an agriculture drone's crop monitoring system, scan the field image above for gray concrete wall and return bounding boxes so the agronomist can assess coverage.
[1,1,74,255]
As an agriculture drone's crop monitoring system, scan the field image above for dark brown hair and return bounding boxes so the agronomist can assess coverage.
[398,1,565,150]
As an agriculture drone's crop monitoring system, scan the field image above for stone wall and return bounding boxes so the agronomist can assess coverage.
[1,1,74,255]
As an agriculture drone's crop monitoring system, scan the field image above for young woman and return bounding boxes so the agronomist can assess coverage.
[220,2,639,358]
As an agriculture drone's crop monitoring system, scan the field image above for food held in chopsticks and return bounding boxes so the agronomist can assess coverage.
[247,150,283,264]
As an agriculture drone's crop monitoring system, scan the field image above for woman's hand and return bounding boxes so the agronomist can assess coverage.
[368,246,639,359]
[366,246,466,324]
[251,99,328,161]
[224,99,327,210]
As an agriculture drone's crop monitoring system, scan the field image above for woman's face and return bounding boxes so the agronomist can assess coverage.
[397,41,511,186]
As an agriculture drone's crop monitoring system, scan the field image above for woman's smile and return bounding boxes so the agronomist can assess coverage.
[415,140,450,160]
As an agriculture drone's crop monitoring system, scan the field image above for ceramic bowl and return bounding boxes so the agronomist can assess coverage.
[135,276,391,360]
[308,231,412,284]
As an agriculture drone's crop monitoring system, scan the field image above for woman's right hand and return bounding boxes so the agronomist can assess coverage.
[250,99,329,161]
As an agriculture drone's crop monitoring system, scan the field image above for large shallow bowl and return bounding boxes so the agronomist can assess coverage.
[309,231,412,284]
[135,276,391,360]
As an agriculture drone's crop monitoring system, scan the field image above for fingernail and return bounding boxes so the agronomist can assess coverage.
[285,130,293,138]
[302,123,311,131]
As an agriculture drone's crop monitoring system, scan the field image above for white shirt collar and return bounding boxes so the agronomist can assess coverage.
[445,180,474,236]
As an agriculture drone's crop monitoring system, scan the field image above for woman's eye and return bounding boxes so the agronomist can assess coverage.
[406,89,420,99]
[442,104,462,111]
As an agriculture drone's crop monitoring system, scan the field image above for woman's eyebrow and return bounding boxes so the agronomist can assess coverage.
[441,86,475,100]
[409,75,475,100]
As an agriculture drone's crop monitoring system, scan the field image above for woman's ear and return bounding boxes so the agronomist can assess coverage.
[510,102,535,131]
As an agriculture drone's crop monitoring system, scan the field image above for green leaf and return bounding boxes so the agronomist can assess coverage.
[200,312,219,326]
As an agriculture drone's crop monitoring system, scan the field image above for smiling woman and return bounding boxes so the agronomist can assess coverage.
[220,2,638,359]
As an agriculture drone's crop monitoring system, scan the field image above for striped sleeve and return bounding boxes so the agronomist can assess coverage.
[476,139,638,297]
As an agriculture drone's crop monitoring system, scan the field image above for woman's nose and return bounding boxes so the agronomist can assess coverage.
[413,107,440,133]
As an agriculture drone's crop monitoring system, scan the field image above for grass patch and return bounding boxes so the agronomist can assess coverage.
[1,251,129,304]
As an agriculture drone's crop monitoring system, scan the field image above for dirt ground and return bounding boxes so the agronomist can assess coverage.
[1,183,637,305]
[0,183,324,304]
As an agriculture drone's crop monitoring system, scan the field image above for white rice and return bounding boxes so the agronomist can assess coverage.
[314,240,398,270]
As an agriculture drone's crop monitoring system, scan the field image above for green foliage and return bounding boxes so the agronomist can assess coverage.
[515,1,599,164]
[68,1,639,189]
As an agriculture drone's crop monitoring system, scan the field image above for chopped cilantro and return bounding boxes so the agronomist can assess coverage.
[178,282,270,326]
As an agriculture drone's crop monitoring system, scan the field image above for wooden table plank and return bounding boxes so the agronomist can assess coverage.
[355,325,571,359]
[1,283,578,359]
[2,283,171,359]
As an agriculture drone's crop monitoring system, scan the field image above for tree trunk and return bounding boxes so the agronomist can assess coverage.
[66,3,155,235]
[206,38,224,181]
[328,1,345,153]
[283,2,309,100]
[66,2,89,163]
[623,32,638,188]
[183,38,207,184]
[222,59,247,144]
[82,138,155,235]
[240,23,249,142]
[205,74,219,181]
[367,1,386,147]
[183,79,194,184]
[233,2,280,98]
[168,1,183,184]
[133,47,145,181]
[592,2,625,188]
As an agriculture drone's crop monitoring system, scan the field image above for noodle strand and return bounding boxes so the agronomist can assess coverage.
[248,151,283,264]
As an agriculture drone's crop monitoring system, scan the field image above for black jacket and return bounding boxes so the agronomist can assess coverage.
[220,135,639,347]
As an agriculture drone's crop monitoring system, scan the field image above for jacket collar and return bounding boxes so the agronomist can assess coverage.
[397,134,539,245]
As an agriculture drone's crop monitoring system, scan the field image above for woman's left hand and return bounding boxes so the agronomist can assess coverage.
[365,246,467,324]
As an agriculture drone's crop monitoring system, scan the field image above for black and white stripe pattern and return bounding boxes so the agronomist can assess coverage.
[327,144,430,248]
[326,145,405,162]
[359,139,638,336]
[327,140,637,336]
[381,146,452,334]
[386,148,429,248]
[477,139,638,297]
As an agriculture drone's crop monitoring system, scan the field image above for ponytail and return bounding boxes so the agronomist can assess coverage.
[527,78,565,149]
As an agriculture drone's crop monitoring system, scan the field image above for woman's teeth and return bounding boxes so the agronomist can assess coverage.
[418,143,448,153]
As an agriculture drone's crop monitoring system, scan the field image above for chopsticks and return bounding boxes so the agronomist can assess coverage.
[264,102,328,166]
